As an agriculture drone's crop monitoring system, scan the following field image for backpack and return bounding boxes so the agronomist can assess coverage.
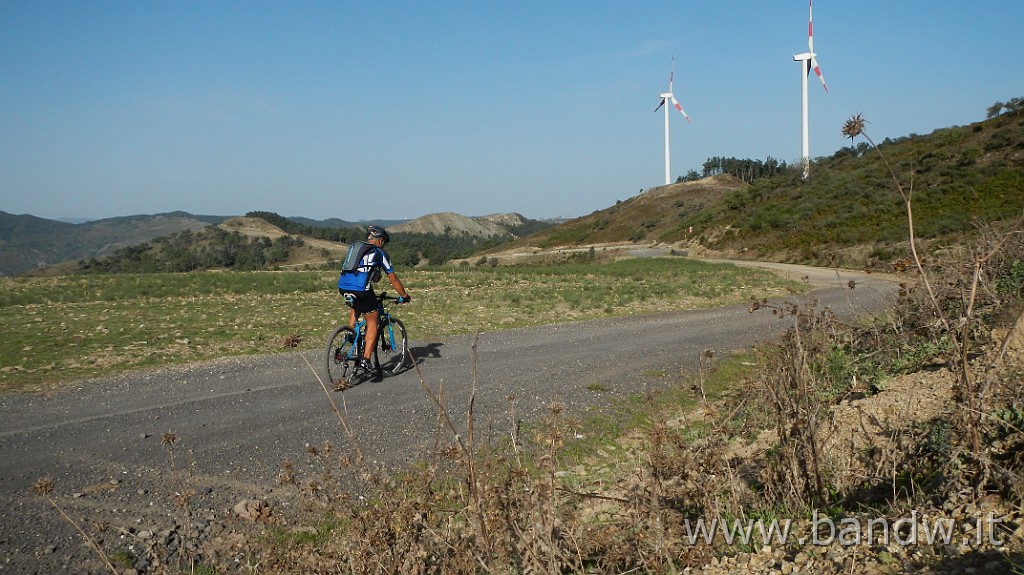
[341,241,375,273]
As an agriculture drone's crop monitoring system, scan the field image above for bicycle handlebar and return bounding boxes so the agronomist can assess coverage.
[377,291,408,303]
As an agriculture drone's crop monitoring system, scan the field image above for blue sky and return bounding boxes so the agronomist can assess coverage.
[2,1,1022,222]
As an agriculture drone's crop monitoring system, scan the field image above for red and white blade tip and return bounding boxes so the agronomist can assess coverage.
[671,97,692,123]
[811,57,828,93]
[808,0,814,39]
[808,0,827,93]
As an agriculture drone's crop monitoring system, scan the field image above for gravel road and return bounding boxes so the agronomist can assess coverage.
[0,263,900,574]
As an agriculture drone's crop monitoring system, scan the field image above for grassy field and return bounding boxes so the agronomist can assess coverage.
[0,257,805,393]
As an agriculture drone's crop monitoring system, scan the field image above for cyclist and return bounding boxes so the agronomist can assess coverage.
[337,225,411,381]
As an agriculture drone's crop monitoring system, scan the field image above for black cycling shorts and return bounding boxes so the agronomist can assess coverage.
[339,289,378,315]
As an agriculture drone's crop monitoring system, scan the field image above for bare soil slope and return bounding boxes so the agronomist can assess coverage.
[488,174,746,252]
[389,212,513,238]
[218,216,347,267]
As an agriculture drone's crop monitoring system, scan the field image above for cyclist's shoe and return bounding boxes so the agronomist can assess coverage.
[359,358,383,382]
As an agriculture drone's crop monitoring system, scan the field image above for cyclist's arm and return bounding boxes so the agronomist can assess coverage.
[387,272,410,300]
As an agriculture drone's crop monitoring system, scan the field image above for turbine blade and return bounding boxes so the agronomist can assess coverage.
[810,56,828,93]
[671,96,692,123]
[807,0,827,92]
[654,98,666,113]
[808,0,814,52]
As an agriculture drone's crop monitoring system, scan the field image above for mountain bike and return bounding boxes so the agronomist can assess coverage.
[324,292,409,388]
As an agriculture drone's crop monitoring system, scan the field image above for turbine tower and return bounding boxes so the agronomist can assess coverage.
[793,0,828,179]
[654,57,691,186]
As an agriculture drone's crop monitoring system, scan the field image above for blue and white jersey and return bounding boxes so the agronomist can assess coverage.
[337,246,394,292]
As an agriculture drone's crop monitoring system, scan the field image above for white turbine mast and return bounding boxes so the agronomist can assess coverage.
[793,0,828,179]
[654,57,691,186]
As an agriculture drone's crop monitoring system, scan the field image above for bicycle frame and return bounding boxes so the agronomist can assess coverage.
[344,298,400,362]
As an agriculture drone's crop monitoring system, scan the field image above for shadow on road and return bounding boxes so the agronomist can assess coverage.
[410,342,444,365]
[338,343,444,389]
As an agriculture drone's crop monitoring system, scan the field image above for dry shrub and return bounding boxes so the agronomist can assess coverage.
[258,393,761,574]
[746,231,1024,512]
[750,300,851,509]
[844,114,1024,504]
[875,221,1024,504]
[258,408,585,574]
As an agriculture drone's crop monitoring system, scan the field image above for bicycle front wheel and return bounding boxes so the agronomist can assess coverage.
[324,326,357,387]
[378,317,409,377]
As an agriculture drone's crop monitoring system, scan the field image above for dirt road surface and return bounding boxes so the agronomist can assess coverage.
[0,262,900,573]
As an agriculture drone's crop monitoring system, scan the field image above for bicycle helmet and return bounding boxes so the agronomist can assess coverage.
[366,224,390,244]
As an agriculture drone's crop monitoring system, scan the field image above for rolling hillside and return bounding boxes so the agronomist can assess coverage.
[0,212,226,276]
[501,175,745,249]
[487,107,1024,270]
[390,212,547,238]
[1,207,554,275]
[218,217,348,267]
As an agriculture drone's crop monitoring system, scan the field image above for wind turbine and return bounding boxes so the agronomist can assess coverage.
[654,57,691,186]
[793,0,828,179]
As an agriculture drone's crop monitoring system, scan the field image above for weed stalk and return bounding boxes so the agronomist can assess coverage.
[31,477,119,575]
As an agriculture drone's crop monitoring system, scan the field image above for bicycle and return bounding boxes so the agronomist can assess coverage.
[324,292,410,388]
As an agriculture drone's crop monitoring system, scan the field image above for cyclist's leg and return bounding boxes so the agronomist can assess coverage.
[348,291,381,380]
[362,310,380,361]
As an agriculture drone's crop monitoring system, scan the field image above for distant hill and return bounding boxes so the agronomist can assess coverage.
[216,213,550,268]
[288,216,409,230]
[694,109,1024,267]
[0,211,227,276]
[392,212,511,238]
[494,176,744,251]
[391,211,552,239]
[3,209,553,275]
[217,217,348,267]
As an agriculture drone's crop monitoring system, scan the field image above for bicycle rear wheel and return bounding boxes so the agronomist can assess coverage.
[324,326,357,387]
[377,317,409,377]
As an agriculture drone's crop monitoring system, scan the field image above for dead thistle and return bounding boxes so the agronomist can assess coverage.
[842,114,942,321]
[161,431,197,570]
[161,431,177,447]
[840,113,866,140]
[31,477,119,575]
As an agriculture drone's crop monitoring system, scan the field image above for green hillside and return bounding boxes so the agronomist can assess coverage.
[506,107,1023,270]
[0,211,227,276]
[707,110,1024,266]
